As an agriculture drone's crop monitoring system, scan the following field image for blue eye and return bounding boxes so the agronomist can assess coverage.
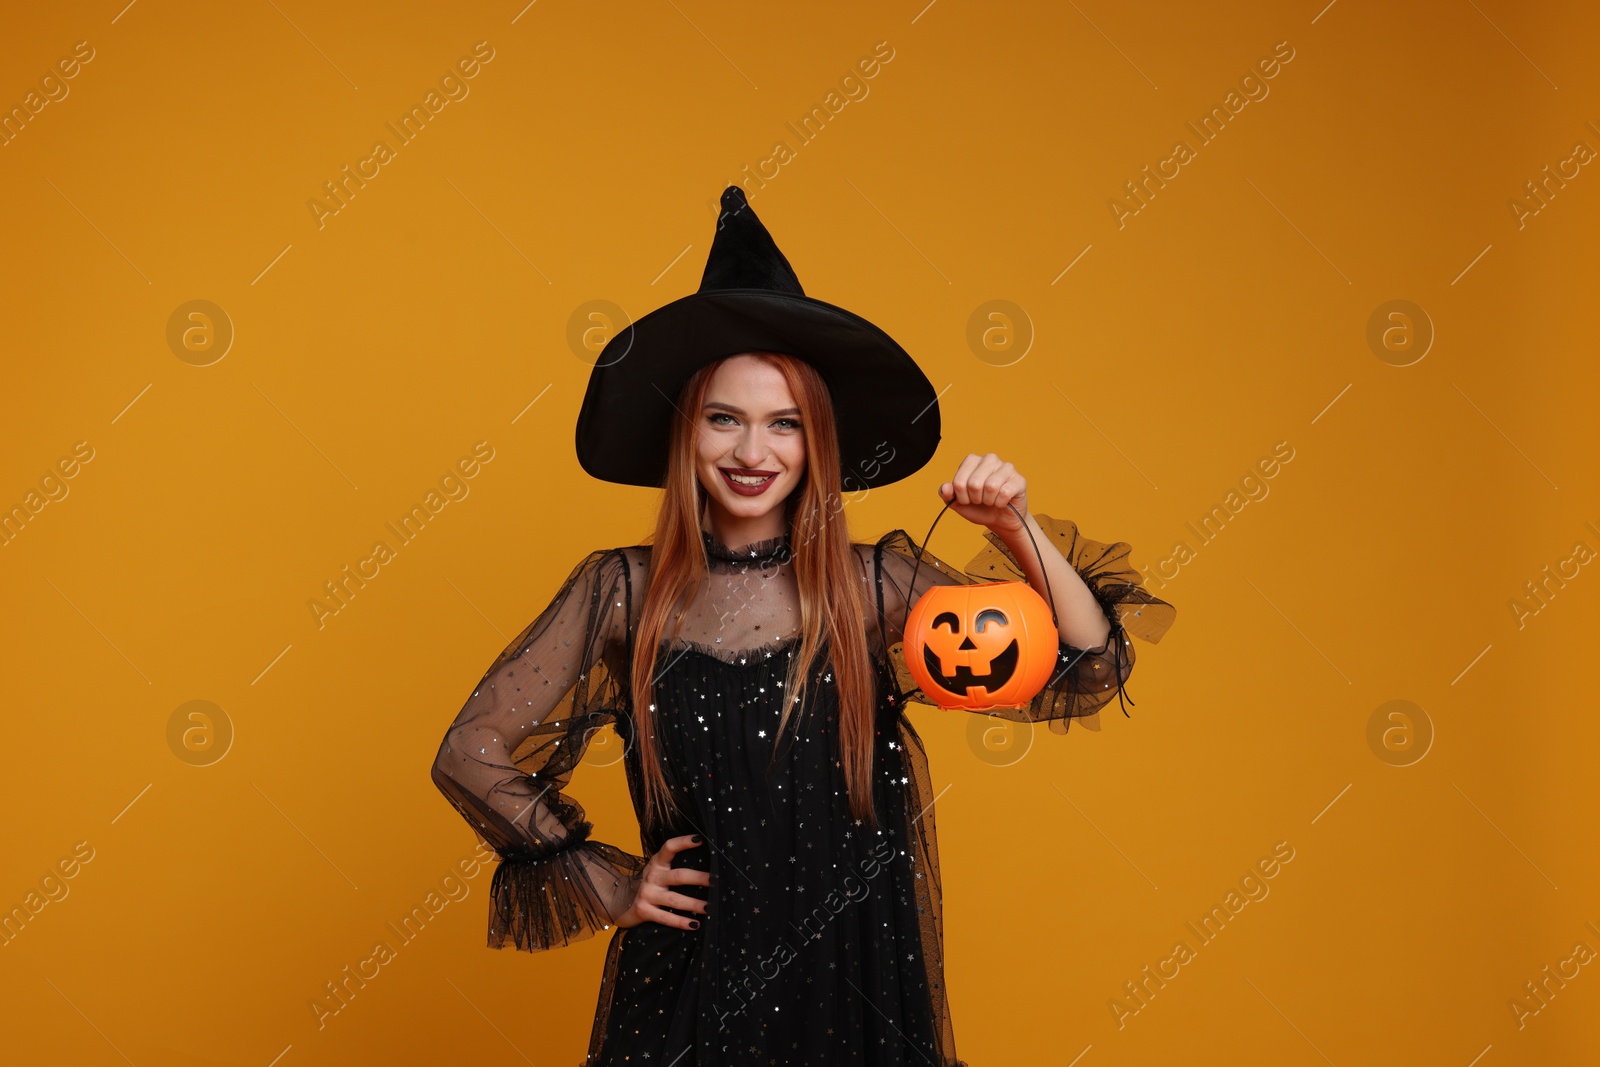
[706,413,800,429]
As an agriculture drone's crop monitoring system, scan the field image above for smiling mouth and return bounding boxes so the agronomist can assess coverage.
[720,468,777,486]
[923,639,1020,696]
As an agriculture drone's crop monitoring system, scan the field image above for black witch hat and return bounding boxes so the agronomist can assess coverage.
[574,186,941,490]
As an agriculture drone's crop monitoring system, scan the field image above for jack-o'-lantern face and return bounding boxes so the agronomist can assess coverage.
[902,581,1059,710]
[921,607,1019,694]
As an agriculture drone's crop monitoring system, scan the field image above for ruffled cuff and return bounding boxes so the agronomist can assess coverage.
[967,513,1176,641]
[1035,617,1136,725]
[487,825,648,953]
[965,513,1176,725]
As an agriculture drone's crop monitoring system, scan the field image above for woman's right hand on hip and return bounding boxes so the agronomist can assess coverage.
[615,834,710,931]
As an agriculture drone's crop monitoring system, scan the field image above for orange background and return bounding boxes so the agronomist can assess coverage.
[2,1,1596,1064]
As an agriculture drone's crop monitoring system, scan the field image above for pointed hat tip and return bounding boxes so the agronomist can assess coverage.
[698,183,802,295]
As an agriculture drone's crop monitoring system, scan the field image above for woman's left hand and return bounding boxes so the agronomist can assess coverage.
[938,453,1030,537]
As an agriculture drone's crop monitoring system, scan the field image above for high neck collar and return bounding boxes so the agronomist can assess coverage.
[701,528,793,566]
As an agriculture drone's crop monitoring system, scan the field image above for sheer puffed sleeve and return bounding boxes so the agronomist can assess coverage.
[869,513,1176,731]
[430,547,648,953]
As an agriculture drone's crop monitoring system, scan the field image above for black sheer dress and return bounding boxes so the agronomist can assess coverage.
[430,515,1176,1066]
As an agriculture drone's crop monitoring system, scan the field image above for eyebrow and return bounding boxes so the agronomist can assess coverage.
[703,402,802,417]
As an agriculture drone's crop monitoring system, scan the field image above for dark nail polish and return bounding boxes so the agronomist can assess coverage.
[691,834,703,843]
[690,920,700,929]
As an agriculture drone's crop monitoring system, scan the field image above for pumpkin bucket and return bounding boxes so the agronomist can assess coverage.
[900,500,1061,711]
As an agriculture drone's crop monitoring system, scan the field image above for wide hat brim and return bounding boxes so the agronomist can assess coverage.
[575,288,941,490]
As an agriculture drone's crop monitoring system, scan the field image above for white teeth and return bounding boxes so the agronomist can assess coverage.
[727,472,772,485]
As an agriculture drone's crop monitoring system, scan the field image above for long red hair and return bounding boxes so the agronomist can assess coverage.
[628,353,880,831]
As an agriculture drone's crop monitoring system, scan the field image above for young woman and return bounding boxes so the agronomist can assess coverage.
[430,188,1175,1066]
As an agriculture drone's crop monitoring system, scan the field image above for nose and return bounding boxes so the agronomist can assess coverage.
[732,427,770,467]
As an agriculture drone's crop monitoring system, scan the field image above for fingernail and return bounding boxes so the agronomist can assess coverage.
[690,920,701,929]
[691,834,703,843]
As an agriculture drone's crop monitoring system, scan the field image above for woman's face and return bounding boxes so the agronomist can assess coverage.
[695,354,807,525]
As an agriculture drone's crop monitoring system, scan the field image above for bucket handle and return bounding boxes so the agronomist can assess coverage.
[900,499,1059,639]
